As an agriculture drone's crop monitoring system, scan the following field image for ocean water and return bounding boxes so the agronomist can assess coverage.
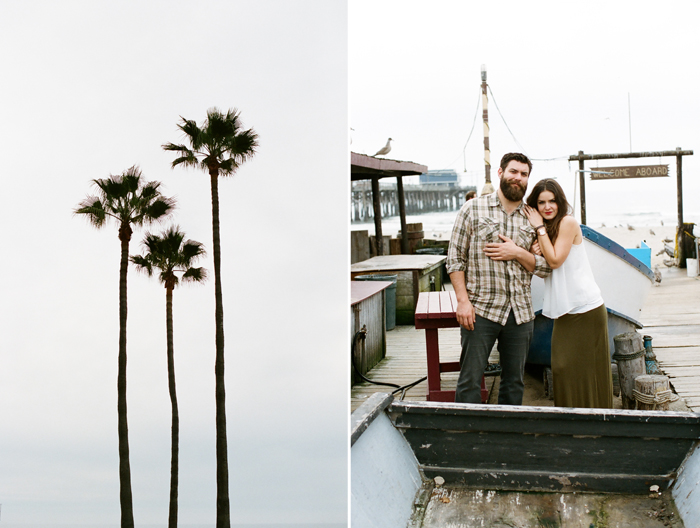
[351,203,700,237]
[351,172,700,236]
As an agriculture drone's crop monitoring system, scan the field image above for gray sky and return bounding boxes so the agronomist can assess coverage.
[350,0,700,226]
[0,1,347,525]
[5,0,700,525]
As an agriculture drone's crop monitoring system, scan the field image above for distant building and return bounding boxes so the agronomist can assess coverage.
[419,169,459,186]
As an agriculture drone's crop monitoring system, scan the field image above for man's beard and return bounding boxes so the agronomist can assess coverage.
[500,177,526,201]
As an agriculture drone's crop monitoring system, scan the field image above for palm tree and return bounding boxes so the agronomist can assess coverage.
[75,166,174,528]
[131,226,206,528]
[163,108,258,527]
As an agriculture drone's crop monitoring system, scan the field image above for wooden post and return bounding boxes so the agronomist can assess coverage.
[612,332,646,409]
[677,147,683,234]
[481,65,494,195]
[578,151,586,226]
[634,375,671,411]
[397,176,409,254]
[371,177,384,256]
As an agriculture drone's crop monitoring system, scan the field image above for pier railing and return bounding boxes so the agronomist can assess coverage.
[351,183,476,222]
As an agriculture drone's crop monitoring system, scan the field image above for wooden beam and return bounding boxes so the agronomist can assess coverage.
[569,149,693,161]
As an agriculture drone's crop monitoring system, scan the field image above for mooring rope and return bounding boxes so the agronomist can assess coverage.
[612,348,646,361]
[633,388,680,409]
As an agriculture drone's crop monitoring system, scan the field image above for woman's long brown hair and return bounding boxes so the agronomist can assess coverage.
[525,178,572,243]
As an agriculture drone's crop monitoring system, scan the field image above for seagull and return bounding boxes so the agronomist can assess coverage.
[654,265,662,285]
[649,229,655,236]
[374,138,392,157]
[662,237,672,243]
[627,224,635,231]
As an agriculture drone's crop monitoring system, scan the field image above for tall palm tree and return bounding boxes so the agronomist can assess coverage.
[74,166,174,528]
[163,108,258,527]
[131,226,206,528]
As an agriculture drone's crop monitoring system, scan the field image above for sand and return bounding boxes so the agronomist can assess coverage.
[596,224,677,269]
[424,224,680,269]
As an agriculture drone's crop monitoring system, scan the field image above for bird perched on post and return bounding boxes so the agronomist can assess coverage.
[373,138,392,157]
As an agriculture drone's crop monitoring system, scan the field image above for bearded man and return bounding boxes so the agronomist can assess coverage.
[446,152,551,405]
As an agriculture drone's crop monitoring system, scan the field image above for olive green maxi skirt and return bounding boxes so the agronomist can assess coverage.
[551,303,613,409]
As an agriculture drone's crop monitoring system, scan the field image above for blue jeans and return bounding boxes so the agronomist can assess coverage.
[455,311,533,405]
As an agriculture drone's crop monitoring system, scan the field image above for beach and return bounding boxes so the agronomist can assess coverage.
[352,212,695,270]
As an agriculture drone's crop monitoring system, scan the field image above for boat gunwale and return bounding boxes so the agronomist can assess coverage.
[582,224,655,282]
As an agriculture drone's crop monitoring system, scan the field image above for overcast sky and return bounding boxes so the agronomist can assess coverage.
[0,1,347,525]
[5,1,700,526]
[350,0,700,226]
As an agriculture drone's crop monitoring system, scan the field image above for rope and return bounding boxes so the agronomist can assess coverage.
[612,348,646,361]
[633,388,679,409]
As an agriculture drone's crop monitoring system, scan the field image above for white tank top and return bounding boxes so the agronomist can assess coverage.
[542,242,604,319]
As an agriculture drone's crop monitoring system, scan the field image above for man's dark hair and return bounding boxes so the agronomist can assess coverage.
[499,152,532,175]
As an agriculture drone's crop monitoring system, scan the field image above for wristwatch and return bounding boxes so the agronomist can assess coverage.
[535,225,547,236]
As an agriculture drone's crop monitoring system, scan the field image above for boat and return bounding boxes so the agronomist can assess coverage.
[528,225,655,366]
[352,392,700,527]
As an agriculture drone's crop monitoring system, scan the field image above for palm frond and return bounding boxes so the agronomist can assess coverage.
[74,197,107,227]
[182,266,207,283]
[130,254,154,276]
[164,108,258,179]
[75,167,174,235]
[132,225,207,288]
[178,117,203,151]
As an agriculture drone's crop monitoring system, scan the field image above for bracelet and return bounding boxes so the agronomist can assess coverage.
[534,224,545,231]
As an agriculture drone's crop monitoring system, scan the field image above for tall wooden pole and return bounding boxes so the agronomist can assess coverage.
[578,151,586,226]
[676,147,683,230]
[481,64,495,195]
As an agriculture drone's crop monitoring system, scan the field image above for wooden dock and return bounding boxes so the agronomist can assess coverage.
[351,266,700,413]
[640,266,700,411]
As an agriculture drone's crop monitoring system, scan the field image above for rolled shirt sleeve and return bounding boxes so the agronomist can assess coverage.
[446,201,472,274]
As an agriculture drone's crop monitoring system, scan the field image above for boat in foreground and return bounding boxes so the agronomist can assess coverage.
[352,392,700,527]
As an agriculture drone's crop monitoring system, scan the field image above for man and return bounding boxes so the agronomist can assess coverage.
[446,152,551,405]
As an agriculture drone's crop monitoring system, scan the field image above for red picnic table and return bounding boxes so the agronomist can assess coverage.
[414,291,488,403]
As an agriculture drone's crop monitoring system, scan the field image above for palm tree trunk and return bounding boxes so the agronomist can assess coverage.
[118,224,134,528]
[166,285,179,528]
[210,170,230,527]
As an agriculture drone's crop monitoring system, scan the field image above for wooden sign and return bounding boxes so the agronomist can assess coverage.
[590,165,669,180]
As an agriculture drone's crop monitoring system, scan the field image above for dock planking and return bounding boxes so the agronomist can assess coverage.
[639,266,700,411]
[351,266,700,413]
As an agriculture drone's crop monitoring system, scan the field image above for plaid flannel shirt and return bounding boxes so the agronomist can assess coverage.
[446,193,552,325]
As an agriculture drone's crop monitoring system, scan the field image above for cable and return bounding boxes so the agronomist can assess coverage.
[436,87,482,172]
[487,85,529,155]
[352,327,427,399]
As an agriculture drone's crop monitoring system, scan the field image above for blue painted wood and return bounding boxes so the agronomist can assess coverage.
[351,393,422,528]
[581,225,655,281]
[673,442,700,525]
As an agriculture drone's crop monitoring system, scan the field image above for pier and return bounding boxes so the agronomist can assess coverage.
[351,267,700,412]
[351,183,476,222]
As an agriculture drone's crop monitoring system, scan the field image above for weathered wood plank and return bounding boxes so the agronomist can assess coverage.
[389,400,700,494]
[402,429,693,475]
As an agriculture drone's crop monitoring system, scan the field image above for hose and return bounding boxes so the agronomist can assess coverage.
[352,327,427,400]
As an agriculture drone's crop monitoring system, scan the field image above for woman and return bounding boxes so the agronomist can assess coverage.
[524,178,613,409]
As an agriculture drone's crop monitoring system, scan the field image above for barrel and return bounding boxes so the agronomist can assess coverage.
[612,332,646,409]
[353,274,397,330]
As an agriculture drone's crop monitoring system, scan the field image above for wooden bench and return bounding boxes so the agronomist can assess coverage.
[414,291,488,403]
